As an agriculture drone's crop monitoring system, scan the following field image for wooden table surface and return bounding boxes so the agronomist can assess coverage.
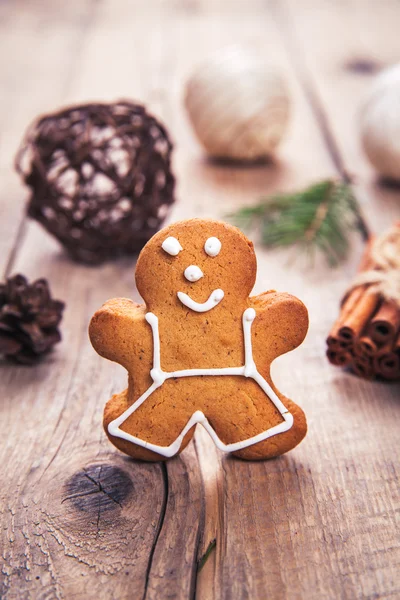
[1,1,399,598]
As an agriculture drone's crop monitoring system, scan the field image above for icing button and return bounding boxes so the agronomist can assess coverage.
[162,236,182,256]
[184,265,204,282]
[204,237,222,257]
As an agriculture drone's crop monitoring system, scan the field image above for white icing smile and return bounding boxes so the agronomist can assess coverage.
[177,289,224,312]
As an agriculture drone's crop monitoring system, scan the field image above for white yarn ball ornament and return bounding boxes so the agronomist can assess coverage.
[184,46,290,161]
[360,63,400,180]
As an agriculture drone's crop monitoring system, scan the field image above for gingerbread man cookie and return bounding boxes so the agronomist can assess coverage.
[89,219,308,461]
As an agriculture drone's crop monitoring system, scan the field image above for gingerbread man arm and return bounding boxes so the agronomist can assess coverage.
[249,291,309,365]
[89,298,146,370]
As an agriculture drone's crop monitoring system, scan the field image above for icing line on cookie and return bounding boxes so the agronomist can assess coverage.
[108,307,293,457]
[177,289,224,312]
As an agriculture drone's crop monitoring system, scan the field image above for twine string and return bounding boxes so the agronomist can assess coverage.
[342,223,400,307]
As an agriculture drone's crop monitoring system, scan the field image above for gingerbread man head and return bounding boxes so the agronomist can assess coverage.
[90,218,308,461]
[135,219,256,315]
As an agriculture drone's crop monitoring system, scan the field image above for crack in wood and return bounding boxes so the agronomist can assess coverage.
[61,465,122,510]
[62,464,133,515]
[197,538,216,572]
[82,468,123,508]
[142,462,169,600]
[3,219,27,279]
[191,435,209,600]
[60,488,100,505]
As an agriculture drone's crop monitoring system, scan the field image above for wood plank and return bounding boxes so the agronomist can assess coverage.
[73,3,207,596]
[0,0,99,275]
[192,1,400,598]
[0,233,169,599]
[175,1,399,598]
[144,1,350,597]
[162,1,352,597]
[145,447,203,599]
[0,2,173,598]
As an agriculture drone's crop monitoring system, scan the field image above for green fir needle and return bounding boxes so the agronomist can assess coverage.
[228,179,370,267]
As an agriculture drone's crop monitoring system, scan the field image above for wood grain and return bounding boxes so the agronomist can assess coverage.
[0,3,169,598]
[0,1,399,599]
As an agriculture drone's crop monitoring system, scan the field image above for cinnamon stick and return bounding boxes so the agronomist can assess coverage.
[329,287,364,343]
[326,335,340,348]
[374,349,400,380]
[352,355,374,379]
[366,300,400,346]
[374,334,400,380]
[395,332,400,359]
[327,224,400,381]
[328,240,376,344]
[326,336,352,350]
[326,348,352,367]
[354,336,378,358]
[338,289,379,342]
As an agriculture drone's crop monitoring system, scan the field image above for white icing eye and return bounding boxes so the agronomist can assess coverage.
[184,265,204,282]
[204,237,221,257]
[162,236,182,256]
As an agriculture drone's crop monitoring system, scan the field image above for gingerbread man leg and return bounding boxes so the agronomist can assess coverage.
[103,383,197,462]
[202,379,307,460]
[230,397,307,460]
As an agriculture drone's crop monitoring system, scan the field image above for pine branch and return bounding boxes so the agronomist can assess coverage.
[228,179,370,267]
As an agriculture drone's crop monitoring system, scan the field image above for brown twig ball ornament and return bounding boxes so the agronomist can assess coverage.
[15,101,175,264]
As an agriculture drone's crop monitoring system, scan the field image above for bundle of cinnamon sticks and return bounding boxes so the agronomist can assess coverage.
[327,224,400,381]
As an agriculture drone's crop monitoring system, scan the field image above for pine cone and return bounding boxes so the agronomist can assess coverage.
[15,101,175,265]
[0,274,65,364]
